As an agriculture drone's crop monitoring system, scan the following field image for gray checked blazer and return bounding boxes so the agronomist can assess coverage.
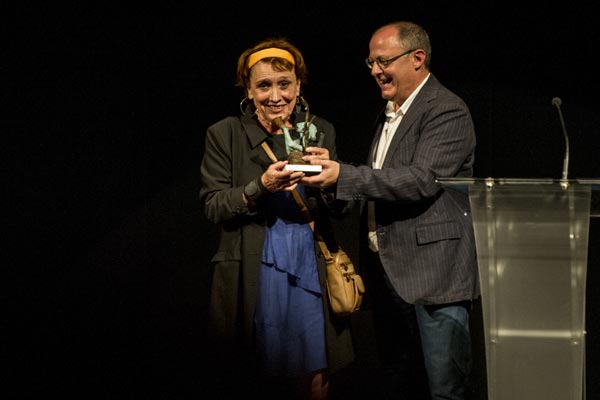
[336,74,479,305]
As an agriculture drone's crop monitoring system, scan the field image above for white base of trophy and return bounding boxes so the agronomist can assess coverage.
[285,164,322,175]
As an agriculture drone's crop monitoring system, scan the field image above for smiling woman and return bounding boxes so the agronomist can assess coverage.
[199,36,355,400]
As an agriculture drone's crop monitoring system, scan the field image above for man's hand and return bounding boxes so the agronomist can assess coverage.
[300,158,340,189]
[303,146,330,161]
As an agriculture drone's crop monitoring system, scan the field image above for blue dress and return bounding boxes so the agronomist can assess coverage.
[254,185,327,378]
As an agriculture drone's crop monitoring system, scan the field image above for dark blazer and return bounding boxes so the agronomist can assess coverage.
[200,110,354,372]
[336,74,479,305]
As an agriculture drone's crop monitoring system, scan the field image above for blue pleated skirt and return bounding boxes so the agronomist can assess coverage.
[254,188,327,378]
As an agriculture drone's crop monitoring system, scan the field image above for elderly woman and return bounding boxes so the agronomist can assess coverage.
[199,37,354,399]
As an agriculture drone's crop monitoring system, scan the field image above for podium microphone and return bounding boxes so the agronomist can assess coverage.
[552,97,570,188]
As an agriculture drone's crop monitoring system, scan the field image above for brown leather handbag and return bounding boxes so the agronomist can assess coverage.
[261,142,365,316]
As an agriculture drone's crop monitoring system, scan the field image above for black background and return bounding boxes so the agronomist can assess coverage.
[8,2,600,398]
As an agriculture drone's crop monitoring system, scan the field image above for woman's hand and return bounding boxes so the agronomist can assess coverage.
[262,161,304,192]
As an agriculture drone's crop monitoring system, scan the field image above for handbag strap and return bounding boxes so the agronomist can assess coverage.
[260,141,333,261]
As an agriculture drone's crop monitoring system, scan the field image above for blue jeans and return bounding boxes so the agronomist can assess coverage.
[366,251,430,400]
[415,302,473,400]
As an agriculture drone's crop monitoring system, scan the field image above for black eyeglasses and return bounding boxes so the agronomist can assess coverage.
[365,49,416,69]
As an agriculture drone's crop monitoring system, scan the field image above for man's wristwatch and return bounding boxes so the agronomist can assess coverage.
[243,177,267,204]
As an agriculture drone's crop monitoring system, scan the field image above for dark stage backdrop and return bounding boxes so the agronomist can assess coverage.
[9,2,599,398]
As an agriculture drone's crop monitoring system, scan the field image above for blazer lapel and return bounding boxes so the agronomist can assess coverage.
[380,76,439,167]
[367,110,386,166]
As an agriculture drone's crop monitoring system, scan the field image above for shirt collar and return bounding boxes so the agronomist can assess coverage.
[384,101,402,121]
[385,73,431,121]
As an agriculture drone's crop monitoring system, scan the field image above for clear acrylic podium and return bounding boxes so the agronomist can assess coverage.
[437,178,600,400]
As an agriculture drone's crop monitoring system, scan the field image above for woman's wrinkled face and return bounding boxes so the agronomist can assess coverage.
[247,61,300,130]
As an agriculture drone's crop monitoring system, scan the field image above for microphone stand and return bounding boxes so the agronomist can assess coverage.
[552,97,570,189]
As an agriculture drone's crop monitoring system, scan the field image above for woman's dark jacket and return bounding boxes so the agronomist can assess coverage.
[199,110,354,373]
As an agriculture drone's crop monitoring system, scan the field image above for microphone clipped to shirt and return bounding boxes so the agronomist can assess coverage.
[552,97,570,189]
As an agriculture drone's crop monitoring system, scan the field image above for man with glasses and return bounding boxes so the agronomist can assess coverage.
[302,21,479,400]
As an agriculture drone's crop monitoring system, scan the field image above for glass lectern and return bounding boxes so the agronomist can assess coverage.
[437,178,600,400]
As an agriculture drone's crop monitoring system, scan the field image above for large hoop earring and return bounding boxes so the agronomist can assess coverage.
[297,95,309,113]
[297,95,311,126]
[239,97,253,115]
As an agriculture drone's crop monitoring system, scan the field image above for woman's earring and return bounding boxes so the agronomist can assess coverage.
[239,97,252,115]
[296,95,311,125]
[297,95,309,113]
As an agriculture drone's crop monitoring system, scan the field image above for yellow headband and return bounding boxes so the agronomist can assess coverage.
[247,48,295,70]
